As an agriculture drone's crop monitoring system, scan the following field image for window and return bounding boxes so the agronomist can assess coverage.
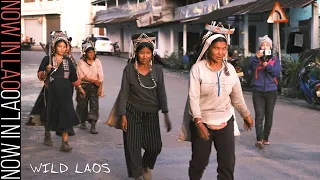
[24,0,35,2]
[96,37,110,41]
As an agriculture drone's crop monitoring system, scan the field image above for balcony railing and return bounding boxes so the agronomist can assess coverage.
[22,0,63,16]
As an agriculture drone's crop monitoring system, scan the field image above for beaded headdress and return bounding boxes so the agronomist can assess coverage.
[48,31,69,64]
[129,33,156,59]
[50,31,68,48]
[129,33,158,89]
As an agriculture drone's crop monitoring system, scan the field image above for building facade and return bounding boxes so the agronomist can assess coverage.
[92,0,319,58]
[21,0,105,47]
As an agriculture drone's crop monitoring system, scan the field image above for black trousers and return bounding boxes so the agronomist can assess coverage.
[252,90,277,141]
[123,103,162,178]
[76,83,99,123]
[189,116,235,180]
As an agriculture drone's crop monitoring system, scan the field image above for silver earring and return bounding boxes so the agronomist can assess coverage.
[135,57,138,70]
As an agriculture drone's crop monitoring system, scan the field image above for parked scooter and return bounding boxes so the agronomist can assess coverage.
[21,34,35,50]
[113,42,120,56]
[299,62,320,105]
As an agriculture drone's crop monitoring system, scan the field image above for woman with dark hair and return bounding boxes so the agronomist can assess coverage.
[179,24,253,180]
[37,37,86,152]
[107,33,172,180]
[76,45,104,134]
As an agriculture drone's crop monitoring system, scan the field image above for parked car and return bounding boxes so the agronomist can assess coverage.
[82,35,114,55]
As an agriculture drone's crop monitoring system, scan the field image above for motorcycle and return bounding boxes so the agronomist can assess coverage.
[227,49,245,84]
[299,62,320,105]
[21,35,35,50]
[113,42,120,56]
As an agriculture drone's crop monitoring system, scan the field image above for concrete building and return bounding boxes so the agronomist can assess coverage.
[91,0,222,57]
[21,0,105,47]
[92,0,319,58]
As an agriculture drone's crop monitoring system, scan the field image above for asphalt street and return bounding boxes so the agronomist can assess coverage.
[21,50,320,180]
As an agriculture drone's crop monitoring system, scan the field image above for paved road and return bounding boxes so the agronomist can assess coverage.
[21,51,320,180]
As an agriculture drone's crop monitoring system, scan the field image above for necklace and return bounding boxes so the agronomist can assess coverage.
[135,62,157,89]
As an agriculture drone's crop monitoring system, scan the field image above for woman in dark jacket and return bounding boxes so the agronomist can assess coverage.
[249,35,282,149]
[37,37,86,152]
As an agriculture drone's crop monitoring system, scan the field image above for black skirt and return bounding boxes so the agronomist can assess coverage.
[46,77,80,136]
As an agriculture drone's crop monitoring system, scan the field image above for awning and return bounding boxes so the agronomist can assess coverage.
[192,0,315,24]
[136,9,175,28]
[91,11,150,26]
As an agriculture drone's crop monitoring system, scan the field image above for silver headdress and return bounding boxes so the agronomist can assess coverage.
[81,40,96,56]
[48,31,69,64]
[129,33,156,59]
[51,31,68,47]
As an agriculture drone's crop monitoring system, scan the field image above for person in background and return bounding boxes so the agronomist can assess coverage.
[89,34,97,46]
[76,44,104,134]
[249,35,281,149]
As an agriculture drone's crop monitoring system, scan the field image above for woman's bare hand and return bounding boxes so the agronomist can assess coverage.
[121,115,128,132]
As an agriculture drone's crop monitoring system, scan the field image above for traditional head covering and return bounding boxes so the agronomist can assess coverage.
[81,40,96,55]
[129,33,158,89]
[258,35,273,48]
[129,33,156,59]
[195,21,235,63]
[195,21,235,76]
[51,31,68,47]
[49,31,68,56]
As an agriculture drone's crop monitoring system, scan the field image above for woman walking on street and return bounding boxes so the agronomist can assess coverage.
[107,33,172,180]
[76,43,104,134]
[249,35,281,149]
[179,23,253,180]
[37,34,86,152]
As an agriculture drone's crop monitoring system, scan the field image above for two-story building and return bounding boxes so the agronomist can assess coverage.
[21,0,105,47]
[91,0,223,57]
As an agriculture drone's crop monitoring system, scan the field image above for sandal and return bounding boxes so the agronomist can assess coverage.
[255,141,264,149]
[263,140,270,145]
